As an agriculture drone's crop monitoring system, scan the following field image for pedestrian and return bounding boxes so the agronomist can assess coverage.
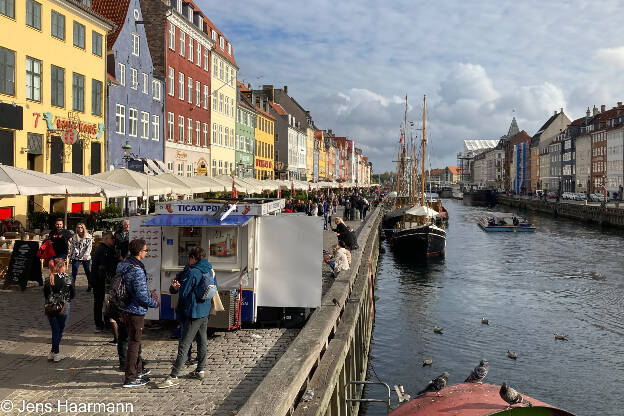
[48,218,72,262]
[114,220,130,262]
[119,238,159,388]
[332,217,358,250]
[361,197,370,221]
[92,232,117,335]
[323,199,331,230]
[44,258,74,362]
[350,194,358,220]
[69,222,92,289]
[157,247,216,388]
[344,198,351,221]
[324,240,350,278]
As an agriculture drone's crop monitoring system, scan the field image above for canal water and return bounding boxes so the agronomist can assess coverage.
[364,199,623,415]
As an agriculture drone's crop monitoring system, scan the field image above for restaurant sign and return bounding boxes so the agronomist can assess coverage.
[155,200,284,217]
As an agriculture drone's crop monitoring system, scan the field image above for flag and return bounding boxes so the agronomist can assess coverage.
[232,178,238,199]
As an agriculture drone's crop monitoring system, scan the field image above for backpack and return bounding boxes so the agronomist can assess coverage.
[108,266,138,311]
[197,269,217,302]
[44,291,67,316]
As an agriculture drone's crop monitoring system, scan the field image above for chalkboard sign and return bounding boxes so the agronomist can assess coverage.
[3,241,43,290]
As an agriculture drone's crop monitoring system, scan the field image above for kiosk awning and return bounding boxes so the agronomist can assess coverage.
[141,214,252,227]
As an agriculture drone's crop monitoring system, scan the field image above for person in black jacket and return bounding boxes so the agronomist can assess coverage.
[114,220,130,262]
[91,232,118,333]
[48,218,72,260]
[44,258,75,362]
[332,218,358,250]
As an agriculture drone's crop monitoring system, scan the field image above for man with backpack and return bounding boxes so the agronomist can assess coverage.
[157,247,216,388]
[116,238,159,388]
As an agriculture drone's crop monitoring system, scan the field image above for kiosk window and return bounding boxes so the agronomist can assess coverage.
[178,227,201,266]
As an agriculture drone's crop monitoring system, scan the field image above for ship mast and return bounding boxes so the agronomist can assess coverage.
[421,95,427,206]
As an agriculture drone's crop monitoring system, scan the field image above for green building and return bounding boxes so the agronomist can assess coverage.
[235,85,256,178]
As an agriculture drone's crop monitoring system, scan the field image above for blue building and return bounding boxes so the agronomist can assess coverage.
[93,0,165,171]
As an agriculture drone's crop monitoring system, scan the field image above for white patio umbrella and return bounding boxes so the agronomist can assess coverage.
[0,165,100,196]
[190,176,227,192]
[212,175,261,194]
[54,172,142,198]
[92,168,173,196]
[152,173,194,195]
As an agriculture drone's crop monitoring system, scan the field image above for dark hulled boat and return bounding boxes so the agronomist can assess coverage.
[389,222,446,257]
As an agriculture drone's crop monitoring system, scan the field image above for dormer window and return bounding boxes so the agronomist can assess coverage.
[211,30,216,41]
[177,0,182,14]
[219,36,224,50]
[227,43,231,55]
[187,7,192,22]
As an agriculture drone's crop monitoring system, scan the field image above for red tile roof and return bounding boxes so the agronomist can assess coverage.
[269,102,287,116]
[255,106,275,120]
[91,0,130,50]
[237,81,249,92]
[446,166,460,175]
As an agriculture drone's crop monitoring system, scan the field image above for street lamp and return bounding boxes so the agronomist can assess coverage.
[122,141,132,168]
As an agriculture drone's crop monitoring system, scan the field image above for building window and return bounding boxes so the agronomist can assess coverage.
[132,33,139,56]
[128,108,138,137]
[219,60,223,80]
[203,123,208,147]
[212,123,217,146]
[195,81,200,106]
[49,65,65,107]
[187,77,192,103]
[188,37,193,62]
[179,31,185,57]
[225,96,229,116]
[0,0,14,19]
[115,104,125,134]
[212,90,217,110]
[0,46,15,96]
[142,73,148,94]
[218,160,223,175]
[92,31,102,56]
[130,68,137,90]
[152,79,161,101]
[195,121,200,146]
[91,79,102,115]
[218,125,223,145]
[168,67,174,95]
[152,115,159,141]
[26,0,41,30]
[167,161,173,172]
[203,85,208,109]
[25,56,41,102]
[187,163,192,177]
[118,63,125,86]
[178,72,184,100]
[178,115,184,141]
[141,111,149,138]
[72,72,84,111]
[213,56,217,77]
[169,22,175,50]
[73,21,85,48]
[228,43,232,56]
[167,112,174,140]
[211,29,216,41]
[225,127,229,147]
[196,43,201,67]
[177,162,183,176]
[219,36,224,50]
[51,10,65,40]
[219,93,223,113]
[187,118,192,144]
[203,49,209,71]
[212,160,216,176]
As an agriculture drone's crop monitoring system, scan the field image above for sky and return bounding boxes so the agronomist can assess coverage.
[198,0,624,173]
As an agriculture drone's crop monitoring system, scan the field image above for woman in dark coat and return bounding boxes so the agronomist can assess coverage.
[44,258,75,362]
[332,218,358,250]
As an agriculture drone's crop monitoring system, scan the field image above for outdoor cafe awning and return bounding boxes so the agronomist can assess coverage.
[141,214,252,227]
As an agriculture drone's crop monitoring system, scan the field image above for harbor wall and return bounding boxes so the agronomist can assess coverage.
[497,196,624,228]
[239,207,382,416]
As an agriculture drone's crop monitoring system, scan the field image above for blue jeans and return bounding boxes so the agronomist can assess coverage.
[48,303,70,354]
[323,213,329,229]
[171,317,208,377]
[71,259,91,287]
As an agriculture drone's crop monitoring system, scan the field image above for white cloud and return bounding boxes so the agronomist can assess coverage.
[594,47,624,70]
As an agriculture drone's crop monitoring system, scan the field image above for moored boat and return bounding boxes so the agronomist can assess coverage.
[478,213,535,232]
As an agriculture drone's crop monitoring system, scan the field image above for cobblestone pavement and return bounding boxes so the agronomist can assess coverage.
[0,207,365,416]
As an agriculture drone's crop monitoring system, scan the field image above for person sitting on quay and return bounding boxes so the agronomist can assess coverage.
[69,222,92,290]
[324,240,351,279]
[157,247,216,389]
[44,258,74,362]
[332,218,358,250]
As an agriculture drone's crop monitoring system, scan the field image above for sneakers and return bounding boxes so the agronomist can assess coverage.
[47,352,54,361]
[53,353,65,362]
[123,378,148,388]
[156,376,179,389]
[189,370,205,380]
[184,358,197,366]
[137,368,151,378]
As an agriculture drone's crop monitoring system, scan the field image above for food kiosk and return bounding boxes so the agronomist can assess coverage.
[128,199,322,325]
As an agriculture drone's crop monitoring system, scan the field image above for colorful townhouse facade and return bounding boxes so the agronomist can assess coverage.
[234,82,255,178]
[93,0,165,173]
[605,103,624,194]
[0,0,112,222]
[316,130,326,180]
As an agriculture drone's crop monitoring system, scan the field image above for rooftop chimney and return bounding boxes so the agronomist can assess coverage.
[618,101,622,108]
[593,105,598,116]
[554,110,557,116]
[247,83,252,90]
[586,107,590,118]
[283,85,288,95]
[601,104,606,113]
[262,85,274,102]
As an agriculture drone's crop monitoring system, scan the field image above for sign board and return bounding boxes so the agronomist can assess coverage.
[3,241,42,290]
[127,159,144,173]
[155,200,284,217]
[128,216,161,320]
[63,128,79,145]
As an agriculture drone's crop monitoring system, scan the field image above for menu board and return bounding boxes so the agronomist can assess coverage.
[128,217,161,320]
[4,241,42,290]
[208,227,238,263]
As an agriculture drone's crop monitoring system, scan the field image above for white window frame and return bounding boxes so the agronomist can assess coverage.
[132,33,139,56]
[177,162,183,176]
[167,161,174,172]
[115,104,125,134]
[225,127,229,147]
[196,43,201,67]
[178,115,184,142]
[188,37,193,62]
[203,49,209,71]
[212,90,218,110]
[179,31,185,57]
[203,85,208,109]
[169,23,175,51]
[152,115,160,141]
[142,73,149,94]
[195,120,200,146]
[129,108,138,137]
[187,77,192,104]
[187,118,193,144]
[168,67,174,96]
[152,79,161,101]
[219,93,223,113]
[211,29,216,41]
[212,123,217,147]
[141,111,149,138]
[118,63,125,86]
[225,96,229,116]
[195,81,200,106]
[219,36,224,50]
[228,43,232,56]
[203,123,208,147]
[168,112,174,141]
[130,68,138,90]
[178,72,184,100]
[219,125,223,145]
[187,163,192,177]
[213,56,218,77]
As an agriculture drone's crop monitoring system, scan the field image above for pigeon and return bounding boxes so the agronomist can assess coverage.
[422,359,433,366]
[433,327,443,334]
[499,382,532,408]
[554,333,568,341]
[507,350,517,360]
[417,372,448,397]
[464,359,489,383]
[482,317,489,325]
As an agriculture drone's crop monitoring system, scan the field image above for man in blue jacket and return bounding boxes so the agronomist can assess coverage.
[119,238,159,388]
[157,246,216,388]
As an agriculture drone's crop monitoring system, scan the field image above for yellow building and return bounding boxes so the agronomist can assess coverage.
[305,127,314,181]
[254,107,274,180]
[205,20,237,176]
[317,130,327,180]
[0,0,112,225]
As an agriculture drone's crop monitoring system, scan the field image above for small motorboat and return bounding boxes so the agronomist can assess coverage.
[478,213,535,232]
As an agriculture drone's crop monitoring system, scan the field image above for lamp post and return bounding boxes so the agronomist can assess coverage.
[122,141,132,168]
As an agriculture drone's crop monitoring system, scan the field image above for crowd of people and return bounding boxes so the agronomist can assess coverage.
[41,218,218,388]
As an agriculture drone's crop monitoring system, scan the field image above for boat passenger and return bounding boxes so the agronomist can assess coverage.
[513,217,519,226]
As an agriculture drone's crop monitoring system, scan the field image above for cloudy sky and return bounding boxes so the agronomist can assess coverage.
[198,0,624,173]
